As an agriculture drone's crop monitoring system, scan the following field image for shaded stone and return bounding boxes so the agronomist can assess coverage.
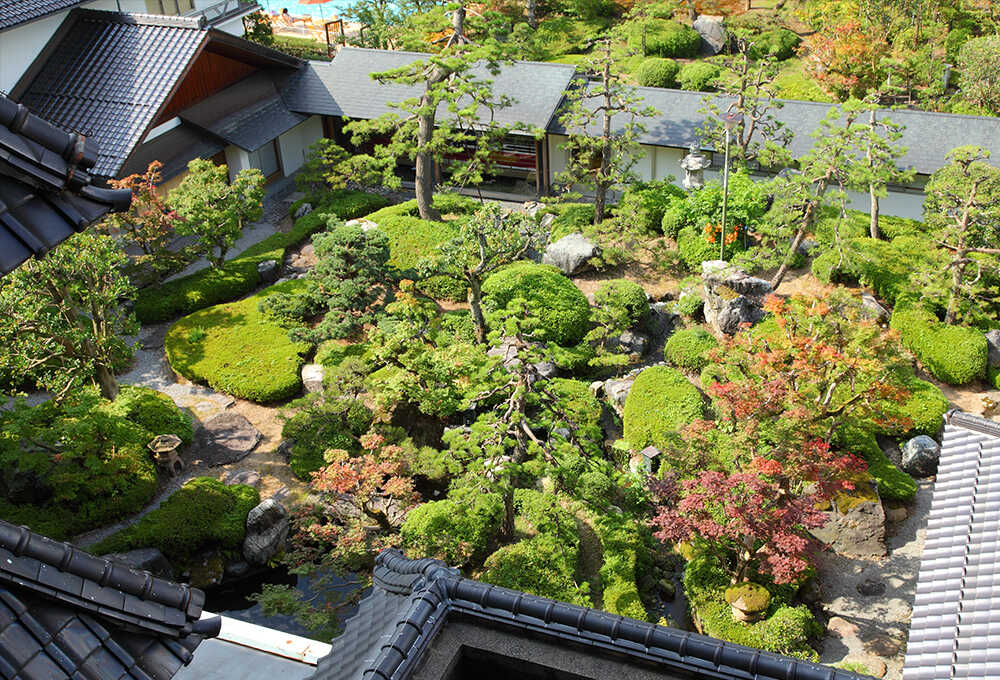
[257,259,280,285]
[523,201,546,217]
[860,293,890,322]
[886,506,907,523]
[810,480,886,558]
[693,14,727,55]
[243,499,290,566]
[276,439,294,461]
[856,578,886,597]
[302,363,325,393]
[826,616,859,639]
[648,302,679,345]
[224,560,252,578]
[589,380,603,396]
[986,329,1000,368]
[192,412,262,466]
[534,361,559,379]
[797,238,818,256]
[615,330,650,356]
[542,232,599,275]
[603,375,636,416]
[799,578,821,604]
[103,548,173,579]
[223,469,261,488]
[901,435,940,477]
[701,261,772,335]
[293,202,313,218]
[657,578,675,601]
[863,634,901,658]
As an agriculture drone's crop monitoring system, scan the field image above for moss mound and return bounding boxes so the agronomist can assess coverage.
[664,328,718,371]
[623,366,706,449]
[891,300,987,385]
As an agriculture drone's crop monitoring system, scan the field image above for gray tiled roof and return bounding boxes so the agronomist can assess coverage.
[281,47,577,130]
[548,86,1000,175]
[904,412,1000,680]
[181,72,306,152]
[312,549,867,680]
[0,0,87,31]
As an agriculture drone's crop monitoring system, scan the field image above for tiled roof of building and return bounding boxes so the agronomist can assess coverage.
[0,0,87,31]
[312,549,867,680]
[281,48,577,131]
[903,411,1000,680]
[0,519,221,679]
[0,93,131,276]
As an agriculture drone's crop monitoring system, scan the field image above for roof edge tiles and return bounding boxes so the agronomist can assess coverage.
[315,548,869,680]
[945,410,1000,438]
[66,8,208,29]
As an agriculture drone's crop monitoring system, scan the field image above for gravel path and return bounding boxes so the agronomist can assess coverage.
[816,480,934,678]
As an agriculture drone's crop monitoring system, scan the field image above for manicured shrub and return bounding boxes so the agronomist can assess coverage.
[617,180,686,235]
[595,514,653,621]
[635,57,680,87]
[482,262,592,346]
[989,364,1000,390]
[136,190,386,324]
[165,279,312,402]
[401,493,503,567]
[677,224,744,270]
[282,397,373,479]
[891,300,988,385]
[623,366,706,449]
[106,385,194,445]
[878,376,949,438]
[834,427,916,503]
[546,203,594,242]
[664,328,718,371]
[594,279,650,329]
[483,534,590,606]
[627,20,701,58]
[92,477,259,562]
[660,195,691,237]
[677,62,721,91]
[748,29,801,61]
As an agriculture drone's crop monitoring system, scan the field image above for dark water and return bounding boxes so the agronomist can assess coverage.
[650,570,693,631]
[204,566,366,641]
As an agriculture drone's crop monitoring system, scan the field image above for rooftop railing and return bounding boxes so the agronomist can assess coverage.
[184,0,260,26]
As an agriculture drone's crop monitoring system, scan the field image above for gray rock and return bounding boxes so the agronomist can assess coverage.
[589,381,604,396]
[986,329,1000,368]
[103,548,173,579]
[243,499,290,566]
[301,363,325,393]
[299,243,315,259]
[533,361,559,379]
[616,330,650,356]
[293,202,313,218]
[860,293,890,322]
[539,212,557,232]
[886,506,908,523]
[191,412,262,467]
[345,218,379,233]
[542,232,599,275]
[603,375,636,416]
[701,260,772,335]
[797,238,819,256]
[901,435,940,477]
[225,560,252,578]
[286,191,306,203]
[810,480,886,558]
[648,302,679,345]
[553,427,571,440]
[276,439,294,461]
[693,14,728,55]
[857,578,887,597]
[223,469,262,488]
[658,578,676,601]
[523,201,546,217]
[487,337,549,382]
[257,259,280,285]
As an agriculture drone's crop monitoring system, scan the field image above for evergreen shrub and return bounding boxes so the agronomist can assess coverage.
[677,62,721,91]
[594,279,650,329]
[282,397,373,479]
[401,493,503,567]
[664,328,718,371]
[627,20,701,58]
[635,57,680,87]
[617,180,686,234]
[623,366,706,449]
[891,299,987,385]
[748,29,801,61]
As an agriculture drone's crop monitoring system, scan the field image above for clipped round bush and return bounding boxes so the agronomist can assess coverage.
[891,303,988,385]
[623,366,706,449]
[482,262,591,346]
[880,377,949,438]
[617,180,686,234]
[628,19,702,58]
[635,57,680,87]
[483,535,590,606]
[401,494,503,567]
[748,29,801,61]
[834,427,916,503]
[594,279,649,329]
[677,62,721,91]
[664,328,718,371]
[166,279,312,403]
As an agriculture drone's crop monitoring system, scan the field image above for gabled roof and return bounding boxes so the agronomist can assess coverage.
[548,85,1000,175]
[0,94,131,276]
[12,9,302,178]
[312,549,866,680]
[281,47,577,131]
[0,519,221,679]
[0,0,87,31]
[904,412,1000,680]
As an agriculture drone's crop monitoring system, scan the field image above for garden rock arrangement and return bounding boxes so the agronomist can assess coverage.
[700,261,772,335]
[191,412,262,466]
[810,482,887,558]
[901,435,941,477]
[543,232,599,275]
[243,499,289,565]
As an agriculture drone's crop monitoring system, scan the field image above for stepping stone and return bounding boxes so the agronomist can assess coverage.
[223,470,262,488]
[191,412,262,466]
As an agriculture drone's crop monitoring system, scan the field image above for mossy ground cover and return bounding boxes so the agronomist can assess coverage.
[623,366,706,450]
[165,279,312,403]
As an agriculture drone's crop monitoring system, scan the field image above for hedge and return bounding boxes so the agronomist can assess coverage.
[92,477,260,562]
[135,190,387,323]
[165,279,312,402]
[623,366,706,449]
[834,427,916,503]
[482,262,592,346]
[677,62,721,91]
[282,397,372,479]
[401,493,503,567]
[627,19,701,58]
[595,514,653,621]
[617,180,686,235]
[664,328,718,372]
[891,299,988,385]
[635,57,680,87]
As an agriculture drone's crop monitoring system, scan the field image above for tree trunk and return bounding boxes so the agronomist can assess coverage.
[594,55,613,225]
[770,225,806,290]
[526,0,537,29]
[869,187,880,239]
[469,277,487,344]
[501,487,515,541]
[945,253,965,325]
[95,363,119,401]
[415,72,445,222]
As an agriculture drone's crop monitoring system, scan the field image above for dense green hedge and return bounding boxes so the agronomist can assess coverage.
[282,397,372,479]
[545,203,594,242]
[623,366,706,449]
[483,534,590,605]
[878,376,949,438]
[165,279,312,402]
[617,180,686,235]
[482,262,592,346]
[92,477,259,562]
[835,427,916,503]
[401,492,503,567]
[135,190,387,323]
[635,57,680,87]
[594,279,650,329]
[664,328,718,371]
[0,386,182,539]
[677,62,721,91]
[891,299,987,385]
[627,19,701,58]
[595,514,653,621]
[677,225,744,271]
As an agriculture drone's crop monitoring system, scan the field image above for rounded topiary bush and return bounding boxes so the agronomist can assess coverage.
[482,262,591,346]
[629,19,702,58]
[594,279,650,329]
[483,535,590,606]
[635,57,680,87]
[623,366,706,449]
[677,62,721,91]
[665,328,718,371]
[617,181,686,235]
[401,493,503,567]
[748,28,801,61]
[879,377,949,438]
[891,303,988,385]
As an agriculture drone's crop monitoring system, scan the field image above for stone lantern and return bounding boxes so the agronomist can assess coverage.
[680,142,711,191]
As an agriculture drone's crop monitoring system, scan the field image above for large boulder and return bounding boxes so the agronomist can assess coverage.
[103,548,173,579]
[693,15,728,55]
[542,232,599,275]
[810,481,887,558]
[986,329,1000,368]
[301,363,325,393]
[243,499,289,566]
[701,260,772,335]
[901,435,941,477]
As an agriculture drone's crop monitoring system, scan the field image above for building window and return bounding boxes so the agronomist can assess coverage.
[249,140,280,178]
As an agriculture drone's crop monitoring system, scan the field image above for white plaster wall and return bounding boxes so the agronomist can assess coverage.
[212,14,249,36]
[224,145,252,181]
[276,116,323,176]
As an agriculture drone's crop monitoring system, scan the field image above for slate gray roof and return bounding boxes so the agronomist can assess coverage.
[181,71,306,152]
[0,0,87,31]
[0,93,131,276]
[313,549,867,680]
[548,85,1000,176]
[281,47,577,131]
[0,519,221,679]
[903,412,1000,680]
